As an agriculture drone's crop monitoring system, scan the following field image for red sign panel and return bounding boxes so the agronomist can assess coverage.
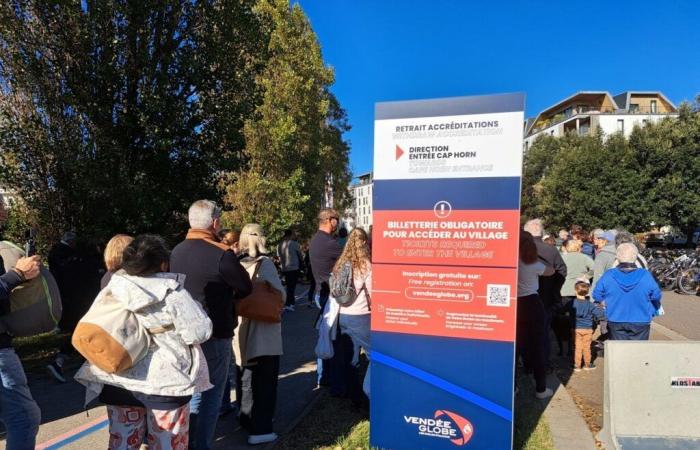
[372,210,521,267]
[371,264,517,342]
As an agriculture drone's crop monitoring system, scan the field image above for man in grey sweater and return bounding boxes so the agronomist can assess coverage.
[592,230,617,289]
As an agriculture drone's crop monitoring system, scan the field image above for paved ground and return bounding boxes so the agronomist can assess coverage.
[1,286,696,449]
[0,285,320,450]
[552,290,694,445]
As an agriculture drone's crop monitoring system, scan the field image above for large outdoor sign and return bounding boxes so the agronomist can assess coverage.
[371,93,525,450]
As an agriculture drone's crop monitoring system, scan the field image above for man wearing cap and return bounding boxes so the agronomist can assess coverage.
[592,230,617,289]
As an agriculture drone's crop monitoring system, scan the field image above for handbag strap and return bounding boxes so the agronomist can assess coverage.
[251,258,265,281]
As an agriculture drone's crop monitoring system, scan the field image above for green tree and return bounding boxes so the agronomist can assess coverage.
[222,0,351,242]
[522,101,699,235]
[521,134,564,220]
[629,101,700,238]
[0,1,264,246]
[538,132,653,232]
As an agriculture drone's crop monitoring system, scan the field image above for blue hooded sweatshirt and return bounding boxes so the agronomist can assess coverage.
[592,267,661,324]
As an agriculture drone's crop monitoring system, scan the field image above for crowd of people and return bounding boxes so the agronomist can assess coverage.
[0,201,371,450]
[516,219,662,399]
[0,196,669,448]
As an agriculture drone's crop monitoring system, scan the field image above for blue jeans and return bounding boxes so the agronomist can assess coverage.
[608,322,650,341]
[0,348,41,450]
[189,338,231,450]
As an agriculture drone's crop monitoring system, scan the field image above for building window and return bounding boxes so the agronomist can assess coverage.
[650,100,657,113]
[629,103,639,113]
[617,119,624,133]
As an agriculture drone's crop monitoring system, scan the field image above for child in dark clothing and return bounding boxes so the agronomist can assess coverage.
[565,279,606,371]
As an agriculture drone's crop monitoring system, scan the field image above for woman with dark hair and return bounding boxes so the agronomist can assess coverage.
[517,231,554,399]
[75,235,213,450]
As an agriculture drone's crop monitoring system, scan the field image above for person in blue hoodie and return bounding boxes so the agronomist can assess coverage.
[592,243,661,340]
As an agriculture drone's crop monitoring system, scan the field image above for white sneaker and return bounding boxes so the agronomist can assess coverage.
[248,433,278,445]
[535,388,554,400]
[284,305,295,312]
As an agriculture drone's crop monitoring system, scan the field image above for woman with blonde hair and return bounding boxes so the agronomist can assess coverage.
[333,227,371,402]
[101,234,134,289]
[235,223,284,445]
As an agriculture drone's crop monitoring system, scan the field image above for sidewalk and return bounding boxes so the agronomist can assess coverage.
[548,318,684,450]
[1,288,321,450]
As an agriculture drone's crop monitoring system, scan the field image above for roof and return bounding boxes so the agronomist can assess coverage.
[525,91,618,135]
[524,90,677,137]
[613,91,677,111]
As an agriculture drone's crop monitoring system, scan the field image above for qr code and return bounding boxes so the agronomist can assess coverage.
[487,284,511,307]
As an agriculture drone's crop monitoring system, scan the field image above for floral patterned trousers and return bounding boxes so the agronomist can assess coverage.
[107,404,189,450]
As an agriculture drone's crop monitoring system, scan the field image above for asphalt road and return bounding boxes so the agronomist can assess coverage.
[653,290,700,340]
[2,287,697,449]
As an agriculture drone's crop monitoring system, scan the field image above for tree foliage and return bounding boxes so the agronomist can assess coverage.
[0,0,350,247]
[522,102,700,236]
[222,0,351,241]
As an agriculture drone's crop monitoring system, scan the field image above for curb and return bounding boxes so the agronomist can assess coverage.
[651,321,689,341]
[543,373,598,450]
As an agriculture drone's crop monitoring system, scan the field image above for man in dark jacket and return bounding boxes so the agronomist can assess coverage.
[309,208,342,310]
[0,204,42,449]
[524,219,567,367]
[310,208,358,398]
[170,200,252,450]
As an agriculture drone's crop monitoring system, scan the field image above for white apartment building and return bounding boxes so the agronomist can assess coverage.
[347,172,373,231]
[523,91,678,150]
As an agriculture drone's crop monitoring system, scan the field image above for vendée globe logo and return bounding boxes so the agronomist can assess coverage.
[403,409,474,446]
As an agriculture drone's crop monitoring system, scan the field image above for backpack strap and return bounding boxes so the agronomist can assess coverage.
[360,282,371,310]
[148,323,175,334]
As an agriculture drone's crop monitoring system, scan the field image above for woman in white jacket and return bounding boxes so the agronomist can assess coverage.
[75,235,212,450]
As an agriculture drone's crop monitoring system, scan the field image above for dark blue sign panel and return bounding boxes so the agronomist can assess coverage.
[371,93,525,450]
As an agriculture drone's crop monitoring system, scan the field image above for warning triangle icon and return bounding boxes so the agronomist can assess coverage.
[395,145,405,161]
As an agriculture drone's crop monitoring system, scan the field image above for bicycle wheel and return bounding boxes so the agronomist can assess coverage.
[658,270,677,290]
[677,268,700,295]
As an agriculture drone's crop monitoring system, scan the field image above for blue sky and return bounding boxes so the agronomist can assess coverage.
[298,0,700,177]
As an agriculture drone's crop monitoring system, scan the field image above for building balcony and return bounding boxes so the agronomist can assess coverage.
[527,105,675,137]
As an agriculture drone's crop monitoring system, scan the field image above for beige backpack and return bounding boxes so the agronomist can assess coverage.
[72,288,171,373]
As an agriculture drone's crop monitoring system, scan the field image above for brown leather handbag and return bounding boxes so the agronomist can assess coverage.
[236,259,284,323]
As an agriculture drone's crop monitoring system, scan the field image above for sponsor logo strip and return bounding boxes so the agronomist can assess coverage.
[372,350,512,422]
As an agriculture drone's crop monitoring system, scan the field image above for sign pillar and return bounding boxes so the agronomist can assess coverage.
[370,93,525,450]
